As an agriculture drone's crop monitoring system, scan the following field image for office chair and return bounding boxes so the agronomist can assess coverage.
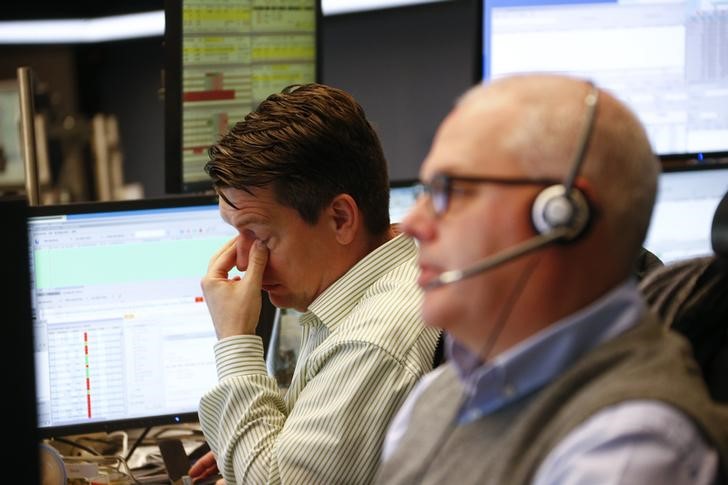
[639,190,728,402]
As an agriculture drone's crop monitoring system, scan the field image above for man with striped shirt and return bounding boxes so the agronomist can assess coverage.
[191,84,440,484]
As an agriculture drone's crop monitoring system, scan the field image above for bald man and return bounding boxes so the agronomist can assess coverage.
[375,75,728,484]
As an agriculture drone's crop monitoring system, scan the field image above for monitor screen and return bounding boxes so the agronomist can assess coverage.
[165,0,322,193]
[644,164,728,264]
[389,180,420,224]
[28,195,274,437]
[0,80,25,190]
[480,0,728,159]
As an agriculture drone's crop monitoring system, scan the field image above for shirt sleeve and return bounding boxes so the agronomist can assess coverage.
[533,400,720,485]
[198,335,286,484]
[198,334,424,484]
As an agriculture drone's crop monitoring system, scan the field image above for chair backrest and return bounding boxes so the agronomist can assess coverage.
[712,188,728,258]
[640,190,728,403]
[633,246,664,282]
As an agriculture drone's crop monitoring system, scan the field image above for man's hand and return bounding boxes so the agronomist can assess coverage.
[201,237,269,339]
[189,450,223,484]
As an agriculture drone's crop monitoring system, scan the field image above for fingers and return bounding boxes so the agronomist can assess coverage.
[207,237,238,277]
[245,239,269,288]
[189,450,218,478]
[196,463,219,480]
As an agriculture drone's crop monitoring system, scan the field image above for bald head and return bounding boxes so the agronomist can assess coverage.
[448,75,659,274]
[405,74,660,355]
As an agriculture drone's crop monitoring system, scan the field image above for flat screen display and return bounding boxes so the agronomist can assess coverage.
[165,0,321,193]
[481,0,728,159]
[389,179,420,224]
[28,195,274,437]
[644,164,728,263]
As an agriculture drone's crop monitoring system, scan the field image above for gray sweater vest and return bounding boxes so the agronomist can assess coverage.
[376,314,728,485]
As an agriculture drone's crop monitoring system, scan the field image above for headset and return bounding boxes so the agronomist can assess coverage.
[426,82,599,289]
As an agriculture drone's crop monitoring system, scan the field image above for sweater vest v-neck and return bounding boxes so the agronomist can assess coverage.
[376,314,728,485]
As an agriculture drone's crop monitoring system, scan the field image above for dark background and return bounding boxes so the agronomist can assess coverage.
[0,0,479,197]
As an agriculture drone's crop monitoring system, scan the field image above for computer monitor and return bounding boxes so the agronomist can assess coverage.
[28,194,275,437]
[644,163,728,264]
[0,80,25,191]
[389,179,420,224]
[1,196,39,482]
[480,0,728,160]
[165,0,322,194]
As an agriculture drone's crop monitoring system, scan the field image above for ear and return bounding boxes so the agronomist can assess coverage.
[573,176,599,209]
[328,194,359,245]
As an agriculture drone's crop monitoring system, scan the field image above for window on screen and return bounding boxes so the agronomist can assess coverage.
[29,200,240,434]
[482,0,728,157]
[644,167,728,263]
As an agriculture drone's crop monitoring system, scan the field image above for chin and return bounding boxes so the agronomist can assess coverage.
[421,293,456,331]
[268,292,305,313]
[268,293,288,309]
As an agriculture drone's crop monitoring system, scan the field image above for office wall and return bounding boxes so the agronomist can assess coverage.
[76,38,166,197]
[322,0,478,182]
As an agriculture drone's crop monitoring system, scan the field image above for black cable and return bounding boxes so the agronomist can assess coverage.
[51,436,102,456]
[125,427,150,462]
[478,256,541,362]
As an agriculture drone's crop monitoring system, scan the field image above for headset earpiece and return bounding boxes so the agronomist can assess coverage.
[531,184,590,242]
[529,81,598,243]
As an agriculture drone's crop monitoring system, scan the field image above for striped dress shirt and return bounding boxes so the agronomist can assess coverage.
[198,233,440,484]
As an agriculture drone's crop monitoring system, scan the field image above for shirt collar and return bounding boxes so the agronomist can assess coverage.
[450,279,646,422]
[300,233,417,331]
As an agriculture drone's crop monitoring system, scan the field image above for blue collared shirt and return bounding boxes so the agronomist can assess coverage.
[382,280,719,484]
[451,280,645,423]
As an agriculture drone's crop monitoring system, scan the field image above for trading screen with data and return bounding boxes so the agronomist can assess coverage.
[389,181,421,224]
[28,197,239,435]
[482,0,728,158]
[172,0,318,191]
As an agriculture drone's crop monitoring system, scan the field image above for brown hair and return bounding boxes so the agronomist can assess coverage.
[206,83,391,235]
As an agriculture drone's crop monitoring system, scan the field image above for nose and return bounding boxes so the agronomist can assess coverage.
[401,195,436,243]
[236,237,252,272]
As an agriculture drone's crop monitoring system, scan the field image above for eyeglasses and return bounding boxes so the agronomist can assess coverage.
[417,172,560,217]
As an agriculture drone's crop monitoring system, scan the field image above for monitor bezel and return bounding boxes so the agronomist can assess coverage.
[29,194,276,438]
[660,159,728,174]
[389,178,420,189]
[164,0,324,195]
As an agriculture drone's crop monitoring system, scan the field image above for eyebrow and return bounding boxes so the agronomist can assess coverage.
[229,213,270,231]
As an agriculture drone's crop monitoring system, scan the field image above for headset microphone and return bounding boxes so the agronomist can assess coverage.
[425,229,569,289]
[424,82,599,291]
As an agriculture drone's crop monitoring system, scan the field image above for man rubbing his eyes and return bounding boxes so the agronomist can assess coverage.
[192,83,440,485]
